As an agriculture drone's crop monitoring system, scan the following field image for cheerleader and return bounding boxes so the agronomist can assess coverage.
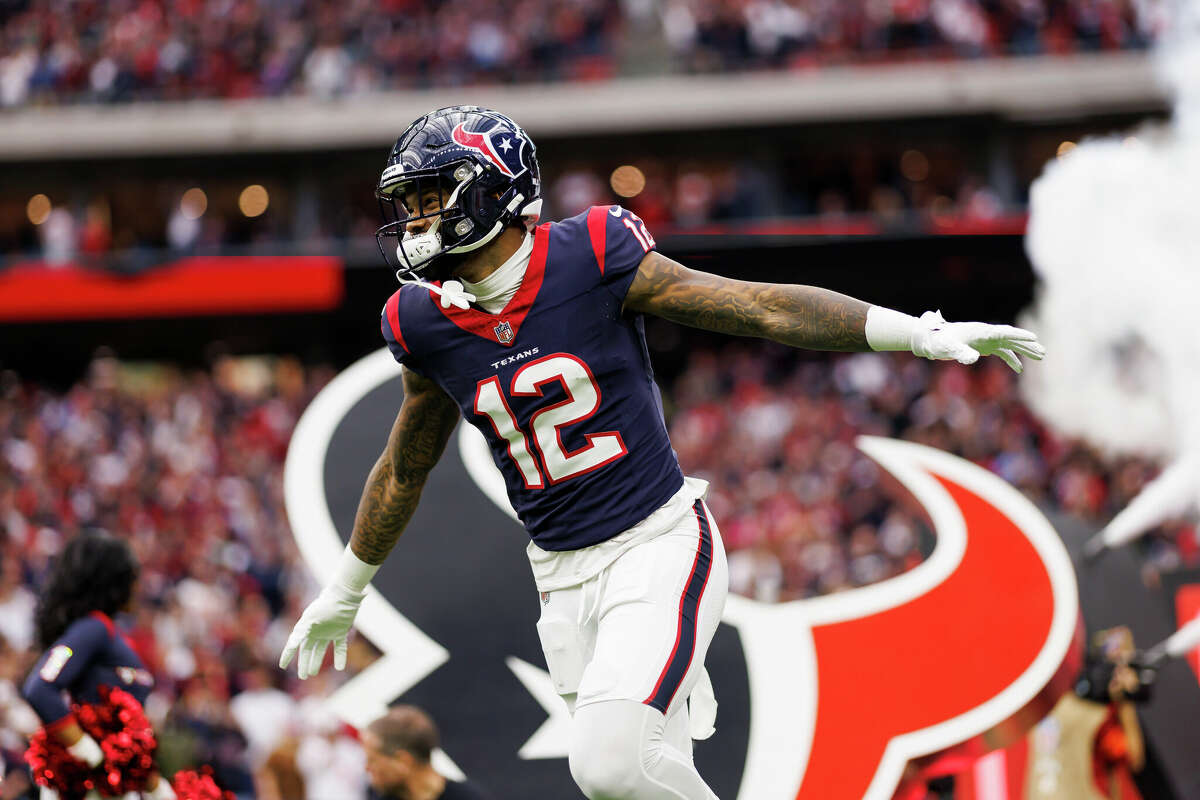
[22,531,175,800]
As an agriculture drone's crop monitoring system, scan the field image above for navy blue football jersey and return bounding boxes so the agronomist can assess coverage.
[380,205,684,551]
[23,612,154,730]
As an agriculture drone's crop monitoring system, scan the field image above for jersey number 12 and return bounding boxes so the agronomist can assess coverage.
[474,354,627,488]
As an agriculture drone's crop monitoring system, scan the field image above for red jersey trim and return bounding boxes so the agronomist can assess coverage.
[384,291,408,353]
[88,610,115,637]
[431,223,550,347]
[586,206,610,276]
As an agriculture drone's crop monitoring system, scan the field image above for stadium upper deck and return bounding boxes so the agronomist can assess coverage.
[0,0,1154,109]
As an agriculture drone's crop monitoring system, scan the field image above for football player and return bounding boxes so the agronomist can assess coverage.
[281,106,1045,800]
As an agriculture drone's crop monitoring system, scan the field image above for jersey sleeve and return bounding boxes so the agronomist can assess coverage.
[380,289,426,376]
[584,205,657,303]
[22,616,110,728]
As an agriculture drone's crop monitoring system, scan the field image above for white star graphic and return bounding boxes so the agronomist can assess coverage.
[499,137,512,152]
[506,656,572,759]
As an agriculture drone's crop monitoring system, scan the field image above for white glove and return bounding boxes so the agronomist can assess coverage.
[66,732,104,767]
[866,307,1045,373]
[279,548,379,680]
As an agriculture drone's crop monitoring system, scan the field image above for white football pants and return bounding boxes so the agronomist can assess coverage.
[536,500,728,800]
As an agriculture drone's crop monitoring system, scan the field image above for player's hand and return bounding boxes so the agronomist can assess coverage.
[910,310,1045,373]
[279,583,365,679]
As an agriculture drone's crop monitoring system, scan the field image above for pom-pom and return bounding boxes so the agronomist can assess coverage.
[171,768,235,800]
[24,730,96,798]
[25,686,157,799]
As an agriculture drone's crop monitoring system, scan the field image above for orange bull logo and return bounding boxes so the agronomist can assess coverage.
[723,437,1081,799]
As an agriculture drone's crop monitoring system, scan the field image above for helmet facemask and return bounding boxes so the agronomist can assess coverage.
[375,160,483,284]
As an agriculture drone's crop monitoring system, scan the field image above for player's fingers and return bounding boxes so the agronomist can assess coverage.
[952,343,980,365]
[310,639,331,679]
[333,637,348,672]
[299,640,321,680]
[306,639,328,680]
[279,637,299,671]
[1007,339,1045,360]
[295,641,311,679]
[987,324,1039,342]
[994,348,1022,373]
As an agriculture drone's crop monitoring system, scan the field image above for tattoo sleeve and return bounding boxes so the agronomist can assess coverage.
[348,367,460,565]
[624,251,871,351]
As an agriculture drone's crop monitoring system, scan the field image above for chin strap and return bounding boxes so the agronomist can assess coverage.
[447,192,526,256]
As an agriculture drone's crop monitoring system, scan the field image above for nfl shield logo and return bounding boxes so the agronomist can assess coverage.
[493,320,514,344]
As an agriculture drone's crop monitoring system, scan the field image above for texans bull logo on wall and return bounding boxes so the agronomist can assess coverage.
[284,349,1082,799]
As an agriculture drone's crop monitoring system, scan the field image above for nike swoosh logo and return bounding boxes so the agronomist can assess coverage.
[609,206,622,217]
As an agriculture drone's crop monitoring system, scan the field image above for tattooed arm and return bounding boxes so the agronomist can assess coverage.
[349,366,461,565]
[281,367,457,676]
[623,251,871,351]
[623,251,1046,369]
[280,365,460,678]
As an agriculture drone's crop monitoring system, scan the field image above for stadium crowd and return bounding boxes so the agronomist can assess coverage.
[0,0,1151,108]
[0,344,1192,797]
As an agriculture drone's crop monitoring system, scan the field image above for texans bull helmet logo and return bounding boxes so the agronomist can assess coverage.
[285,348,1081,799]
[451,120,529,179]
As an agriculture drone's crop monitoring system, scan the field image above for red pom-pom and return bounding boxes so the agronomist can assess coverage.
[172,768,235,800]
[24,730,94,800]
[24,686,158,799]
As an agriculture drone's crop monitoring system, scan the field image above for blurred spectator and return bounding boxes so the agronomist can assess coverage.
[258,733,306,800]
[37,206,76,265]
[166,202,202,252]
[294,694,368,800]
[0,550,35,651]
[0,634,39,752]
[363,705,493,800]
[229,662,297,770]
[303,34,352,99]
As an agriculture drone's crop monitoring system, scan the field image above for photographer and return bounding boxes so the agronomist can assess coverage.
[1071,627,1148,799]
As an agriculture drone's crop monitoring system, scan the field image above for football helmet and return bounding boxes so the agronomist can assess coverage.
[375,105,542,283]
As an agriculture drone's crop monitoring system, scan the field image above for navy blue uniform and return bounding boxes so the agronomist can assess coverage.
[23,612,153,732]
[381,206,683,551]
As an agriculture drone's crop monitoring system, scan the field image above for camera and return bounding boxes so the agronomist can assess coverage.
[1074,651,1157,704]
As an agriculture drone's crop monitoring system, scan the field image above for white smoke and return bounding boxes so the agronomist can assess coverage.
[1020,0,1200,549]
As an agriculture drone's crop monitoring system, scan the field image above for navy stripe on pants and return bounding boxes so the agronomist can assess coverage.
[643,499,713,713]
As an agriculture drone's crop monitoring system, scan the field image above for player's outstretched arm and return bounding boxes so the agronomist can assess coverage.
[624,251,1045,370]
[280,367,459,679]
